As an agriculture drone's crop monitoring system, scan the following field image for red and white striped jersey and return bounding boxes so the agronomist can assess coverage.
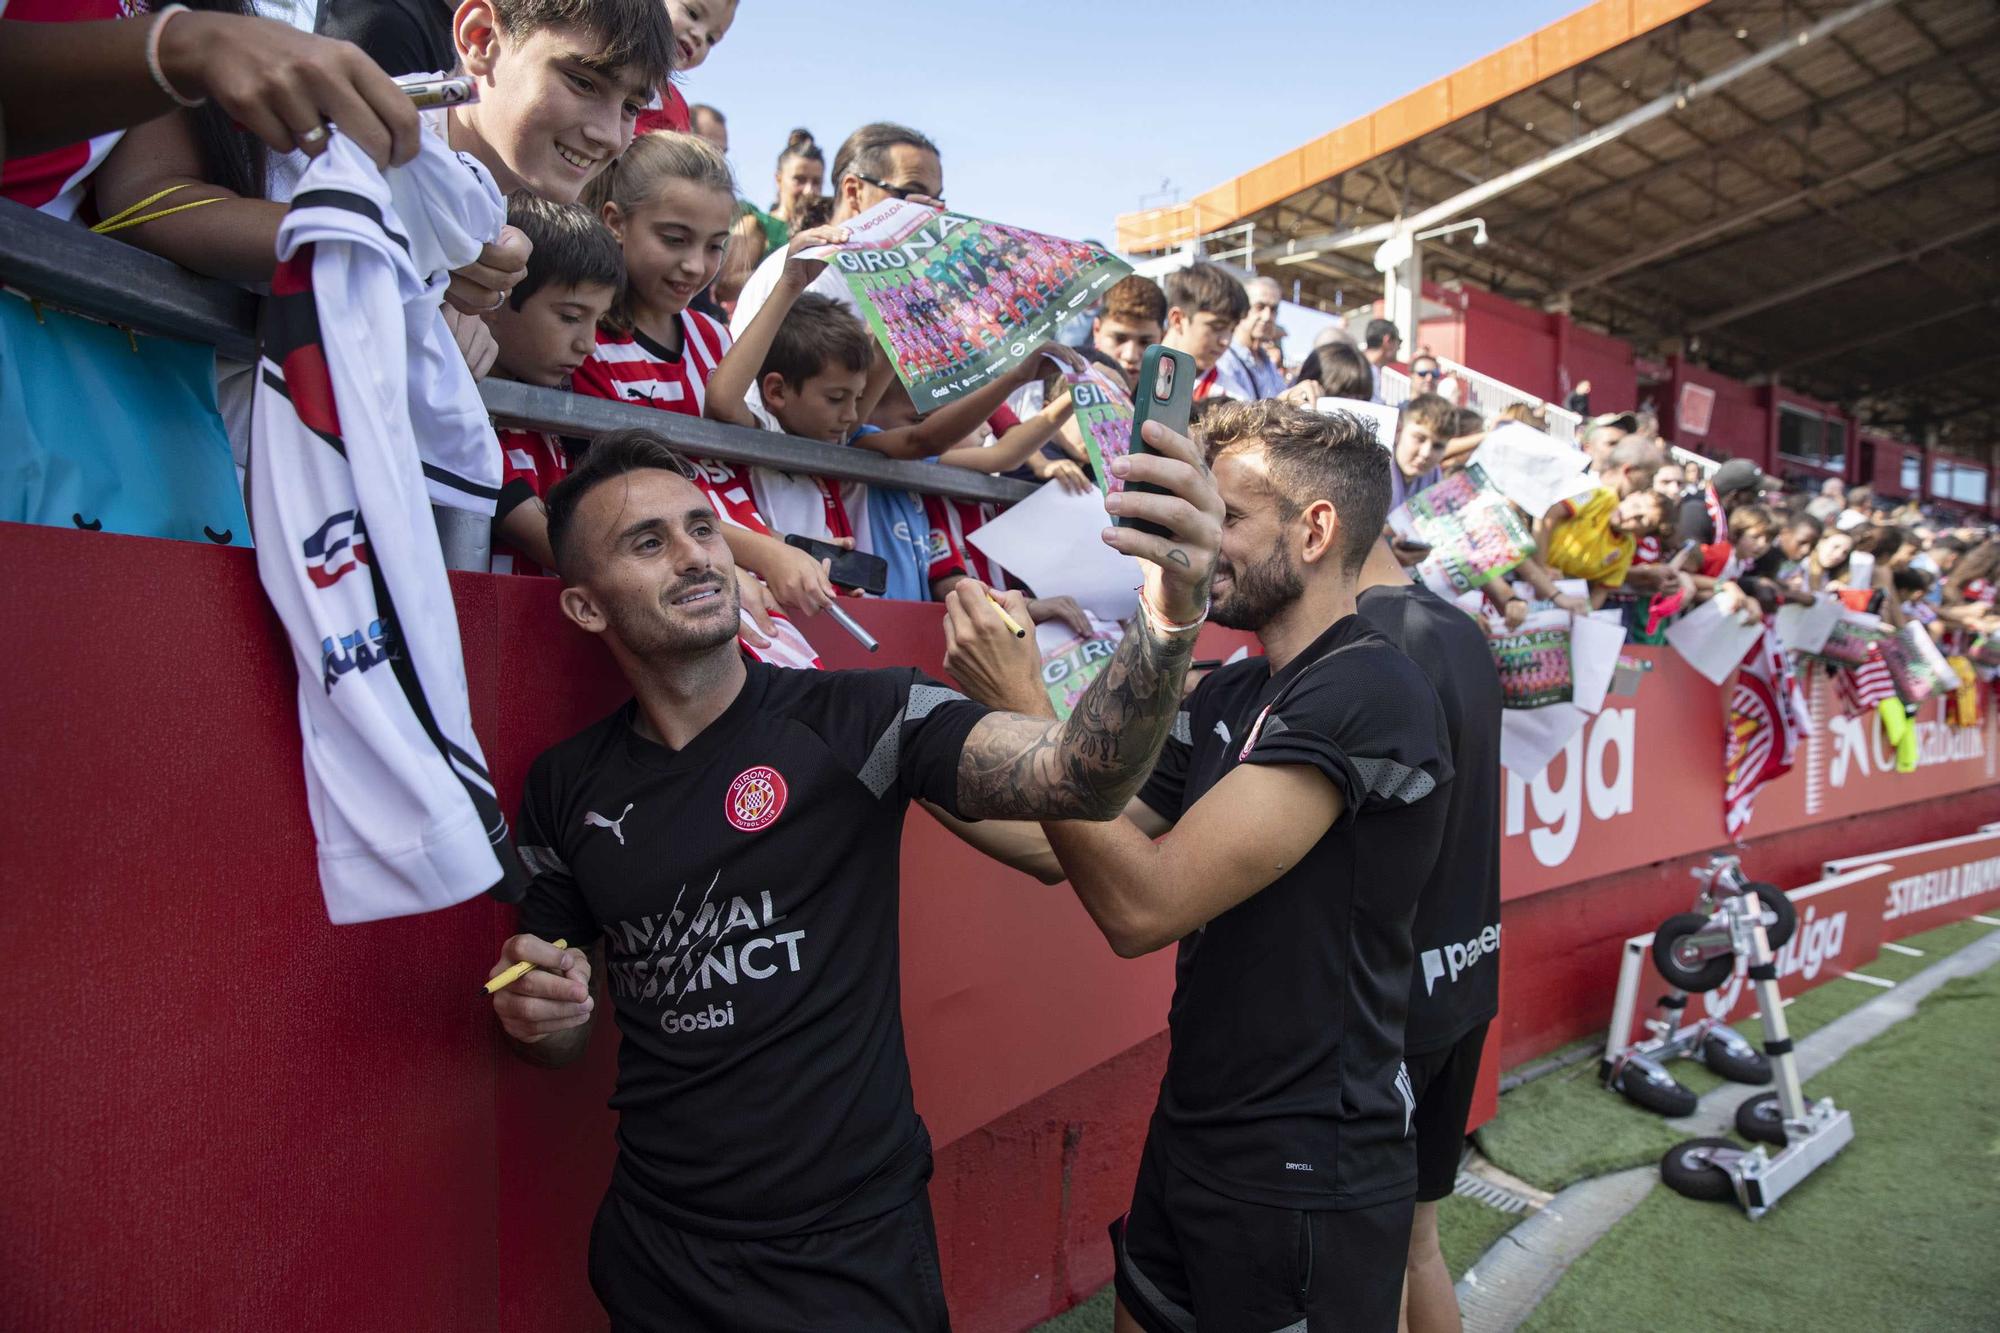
[572,310,731,416]
[1833,647,1898,714]
[491,428,570,577]
[924,493,1008,588]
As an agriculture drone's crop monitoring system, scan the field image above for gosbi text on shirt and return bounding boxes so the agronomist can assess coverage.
[1136,615,1454,1209]
[514,664,991,1238]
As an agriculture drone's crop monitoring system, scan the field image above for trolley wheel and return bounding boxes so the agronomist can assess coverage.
[1652,913,1735,993]
[1735,1091,1789,1147]
[1747,882,1797,950]
[1700,1030,1773,1086]
[1661,1137,1742,1203]
[1615,1063,1697,1117]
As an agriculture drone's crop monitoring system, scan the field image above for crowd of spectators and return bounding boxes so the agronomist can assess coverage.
[3,0,1996,670]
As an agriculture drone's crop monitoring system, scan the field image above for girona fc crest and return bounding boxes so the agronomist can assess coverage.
[726,766,788,833]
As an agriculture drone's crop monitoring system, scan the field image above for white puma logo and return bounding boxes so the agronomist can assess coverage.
[1213,720,1232,745]
[583,803,634,845]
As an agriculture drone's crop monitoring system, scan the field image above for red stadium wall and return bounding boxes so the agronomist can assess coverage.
[4,521,1996,1332]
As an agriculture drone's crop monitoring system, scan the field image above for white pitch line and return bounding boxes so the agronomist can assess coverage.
[1781,996,1797,1007]
[1882,942,1925,957]
[1974,915,2000,927]
[1840,970,1898,989]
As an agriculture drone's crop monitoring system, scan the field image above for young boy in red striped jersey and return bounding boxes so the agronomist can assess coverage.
[485,193,623,575]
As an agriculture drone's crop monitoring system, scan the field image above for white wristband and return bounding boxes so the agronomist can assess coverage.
[147,5,208,110]
[1139,589,1208,637]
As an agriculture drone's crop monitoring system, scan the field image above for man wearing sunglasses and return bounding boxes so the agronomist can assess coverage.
[1213,275,1288,403]
[731,121,944,342]
[1409,354,1443,395]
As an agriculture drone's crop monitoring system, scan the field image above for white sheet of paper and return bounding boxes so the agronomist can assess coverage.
[1665,596,1763,685]
[968,481,1141,622]
[1568,614,1627,715]
[1501,701,1589,779]
[1316,397,1400,450]
[1775,596,1841,656]
[1470,422,1596,519]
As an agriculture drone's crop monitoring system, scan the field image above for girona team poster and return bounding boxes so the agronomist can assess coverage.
[804,200,1132,409]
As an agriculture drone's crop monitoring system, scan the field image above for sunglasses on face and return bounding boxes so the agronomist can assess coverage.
[1414,368,1441,379]
[854,173,943,208]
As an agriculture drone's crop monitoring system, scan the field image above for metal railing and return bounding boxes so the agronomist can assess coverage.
[0,199,1036,508]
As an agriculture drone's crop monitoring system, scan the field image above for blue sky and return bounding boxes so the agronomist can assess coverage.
[688,0,1585,246]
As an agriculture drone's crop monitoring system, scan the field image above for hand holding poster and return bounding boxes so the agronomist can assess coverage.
[1491,610,1575,709]
[1037,615,1125,720]
[798,200,1132,410]
[1054,357,1136,495]
[1390,464,1535,596]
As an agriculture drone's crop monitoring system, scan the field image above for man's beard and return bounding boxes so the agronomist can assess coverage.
[1211,545,1303,632]
[612,572,743,658]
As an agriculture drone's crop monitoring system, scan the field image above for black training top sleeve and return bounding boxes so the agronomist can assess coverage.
[891,670,991,817]
[1242,645,1453,827]
[1137,704,1195,821]
[513,752,601,949]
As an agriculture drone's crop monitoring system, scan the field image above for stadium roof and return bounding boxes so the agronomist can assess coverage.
[1116,0,1999,447]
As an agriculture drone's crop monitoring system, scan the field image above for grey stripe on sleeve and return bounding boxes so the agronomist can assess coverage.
[1352,755,1437,804]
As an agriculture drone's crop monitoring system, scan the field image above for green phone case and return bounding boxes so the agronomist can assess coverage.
[1115,344,1196,538]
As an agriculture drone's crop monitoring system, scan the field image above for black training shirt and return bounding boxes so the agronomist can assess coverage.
[1137,615,1454,1210]
[516,663,989,1238]
[1358,583,1504,1054]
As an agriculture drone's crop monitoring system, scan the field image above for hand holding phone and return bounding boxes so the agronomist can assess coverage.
[1113,345,1196,539]
[784,533,889,596]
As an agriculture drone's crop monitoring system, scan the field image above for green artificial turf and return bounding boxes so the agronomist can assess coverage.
[1478,918,1998,1193]
[1524,966,2000,1331]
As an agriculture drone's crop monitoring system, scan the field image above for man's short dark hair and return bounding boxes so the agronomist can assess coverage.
[1163,263,1249,322]
[1786,513,1824,542]
[688,103,724,128]
[1363,318,1400,350]
[494,0,676,89]
[505,192,624,309]
[830,122,940,188]
[544,428,698,580]
[761,293,874,388]
[1201,399,1391,574]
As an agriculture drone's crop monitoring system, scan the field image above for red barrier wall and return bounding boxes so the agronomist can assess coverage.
[4,521,1995,1331]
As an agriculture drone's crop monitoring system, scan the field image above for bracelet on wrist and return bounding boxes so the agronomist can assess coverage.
[147,4,208,109]
[1138,588,1208,637]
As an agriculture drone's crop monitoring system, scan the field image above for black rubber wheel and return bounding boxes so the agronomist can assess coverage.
[1653,913,1735,992]
[1735,1091,1789,1146]
[1701,1030,1773,1086]
[1616,1063,1698,1117]
[1661,1137,1742,1203]
[1746,882,1797,950]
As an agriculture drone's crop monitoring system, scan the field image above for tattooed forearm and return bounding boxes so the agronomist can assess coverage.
[955,608,1197,821]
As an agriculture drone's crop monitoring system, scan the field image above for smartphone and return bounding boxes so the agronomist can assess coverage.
[1116,344,1196,538]
[401,75,478,110]
[784,533,888,595]
[1668,539,1702,570]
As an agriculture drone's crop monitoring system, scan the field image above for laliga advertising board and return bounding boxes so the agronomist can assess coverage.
[1500,652,1997,900]
[1822,826,2000,939]
[1617,864,1891,1047]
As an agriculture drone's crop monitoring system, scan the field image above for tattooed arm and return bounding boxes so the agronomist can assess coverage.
[947,419,1222,822]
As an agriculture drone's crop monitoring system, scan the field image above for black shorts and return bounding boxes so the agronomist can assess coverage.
[587,1187,950,1332]
[1112,1135,1415,1333]
[1405,1022,1491,1203]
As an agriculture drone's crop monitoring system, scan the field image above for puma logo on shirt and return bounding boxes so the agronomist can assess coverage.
[584,803,634,845]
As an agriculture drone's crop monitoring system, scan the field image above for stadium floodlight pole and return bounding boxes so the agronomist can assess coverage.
[1255,0,1902,269]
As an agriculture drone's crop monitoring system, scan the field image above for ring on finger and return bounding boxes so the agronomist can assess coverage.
[297,124,330,148]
